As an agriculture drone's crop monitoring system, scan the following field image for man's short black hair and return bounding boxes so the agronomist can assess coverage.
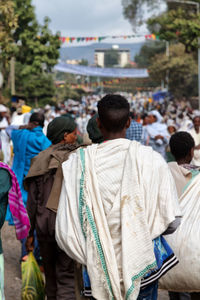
[169,131,195,160]
[30,112,45,128]
[97,94,130,133]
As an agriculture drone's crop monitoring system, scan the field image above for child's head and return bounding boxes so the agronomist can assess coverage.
[169,131,195,164]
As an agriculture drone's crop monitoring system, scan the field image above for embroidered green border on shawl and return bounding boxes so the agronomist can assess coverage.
[79,148,114,299]
[79,148,86,239]
[79,148,156,300]
[125,261,157,300]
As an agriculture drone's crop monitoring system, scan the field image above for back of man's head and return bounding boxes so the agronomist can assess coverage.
[169,131,195,162]
[97,94,130,133]
[29,112,45,128]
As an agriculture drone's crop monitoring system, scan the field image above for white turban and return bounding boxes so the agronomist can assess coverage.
[0,104,7,113]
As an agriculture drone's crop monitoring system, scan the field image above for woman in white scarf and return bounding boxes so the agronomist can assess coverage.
[143,110,169,159]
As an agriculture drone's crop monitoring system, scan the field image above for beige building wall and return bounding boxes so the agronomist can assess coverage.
[95,52,105,67]
[95,49,130,67]
[119,52,129,67]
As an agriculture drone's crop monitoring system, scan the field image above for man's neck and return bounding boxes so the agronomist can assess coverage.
[103,131,126,141]
[177,158,191,165]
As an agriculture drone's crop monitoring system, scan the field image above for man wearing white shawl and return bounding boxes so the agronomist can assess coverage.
[56,95,181,300]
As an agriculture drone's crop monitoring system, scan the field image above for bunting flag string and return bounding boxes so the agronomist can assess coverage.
[59,34,159,44]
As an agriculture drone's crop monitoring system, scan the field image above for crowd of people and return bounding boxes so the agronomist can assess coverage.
[0,93,200,300]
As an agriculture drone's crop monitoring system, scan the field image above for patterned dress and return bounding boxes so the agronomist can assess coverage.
[0,168,11,300]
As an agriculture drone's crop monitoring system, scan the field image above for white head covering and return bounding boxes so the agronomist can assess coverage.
[192,110,200,118]
[0,104,7,113]
[45,104,51,110]
[146,110,169,139]
[148,110,163,123]
[167,119,177,130]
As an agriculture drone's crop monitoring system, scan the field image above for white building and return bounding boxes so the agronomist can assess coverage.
[94,45,130,68]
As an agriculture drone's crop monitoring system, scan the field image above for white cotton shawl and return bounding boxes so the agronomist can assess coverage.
[56,139,180,300]
[160,173,200,291]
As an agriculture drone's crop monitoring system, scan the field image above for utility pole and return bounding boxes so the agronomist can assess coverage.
[10,57,15,95]
[166,41,169,91]
[198,38,200,109]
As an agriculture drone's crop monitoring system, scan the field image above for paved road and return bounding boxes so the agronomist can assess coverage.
[2,223,169,300]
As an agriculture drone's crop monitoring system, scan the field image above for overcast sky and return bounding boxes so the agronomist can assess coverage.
[32,0,134,36]
[32,0,151,45]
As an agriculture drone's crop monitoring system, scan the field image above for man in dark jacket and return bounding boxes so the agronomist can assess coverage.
[25,116,78,300]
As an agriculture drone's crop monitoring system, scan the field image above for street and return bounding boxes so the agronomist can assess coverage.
[2,222,169,300]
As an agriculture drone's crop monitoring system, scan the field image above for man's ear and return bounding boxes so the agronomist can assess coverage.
[190,147,194,160]
[126,117,131,129]
[97,117,102,130]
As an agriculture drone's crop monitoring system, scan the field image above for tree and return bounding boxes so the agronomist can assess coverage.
[149,43,198,97]
[55,83,80,102]
[13,0,61,74]
[0,0,18,82]
[148,6,200,53]
[15,62,56,105]
[122,0,200,53]
[134,40,166,67]
[0,0,61,105]
[79,59,88,66]
[122,0,162,27]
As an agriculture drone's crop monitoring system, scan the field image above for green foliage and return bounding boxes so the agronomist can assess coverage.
[79,59,89,66]
[122,0,200,52]
[55,84,80,103]
[134,41,166,67]
[148,7,200,52]
[121,0,200,100]
[0,0,18,76]
[55,72,77,82]
[104,49,119,67]
[149,43,198,98]
[15,62,56,106]
[13,0,61,74]
[0,0,61,104]
[122,0,160,26]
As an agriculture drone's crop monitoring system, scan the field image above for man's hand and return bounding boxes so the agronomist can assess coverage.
[155,135,164,140]
[26,236,34,252]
